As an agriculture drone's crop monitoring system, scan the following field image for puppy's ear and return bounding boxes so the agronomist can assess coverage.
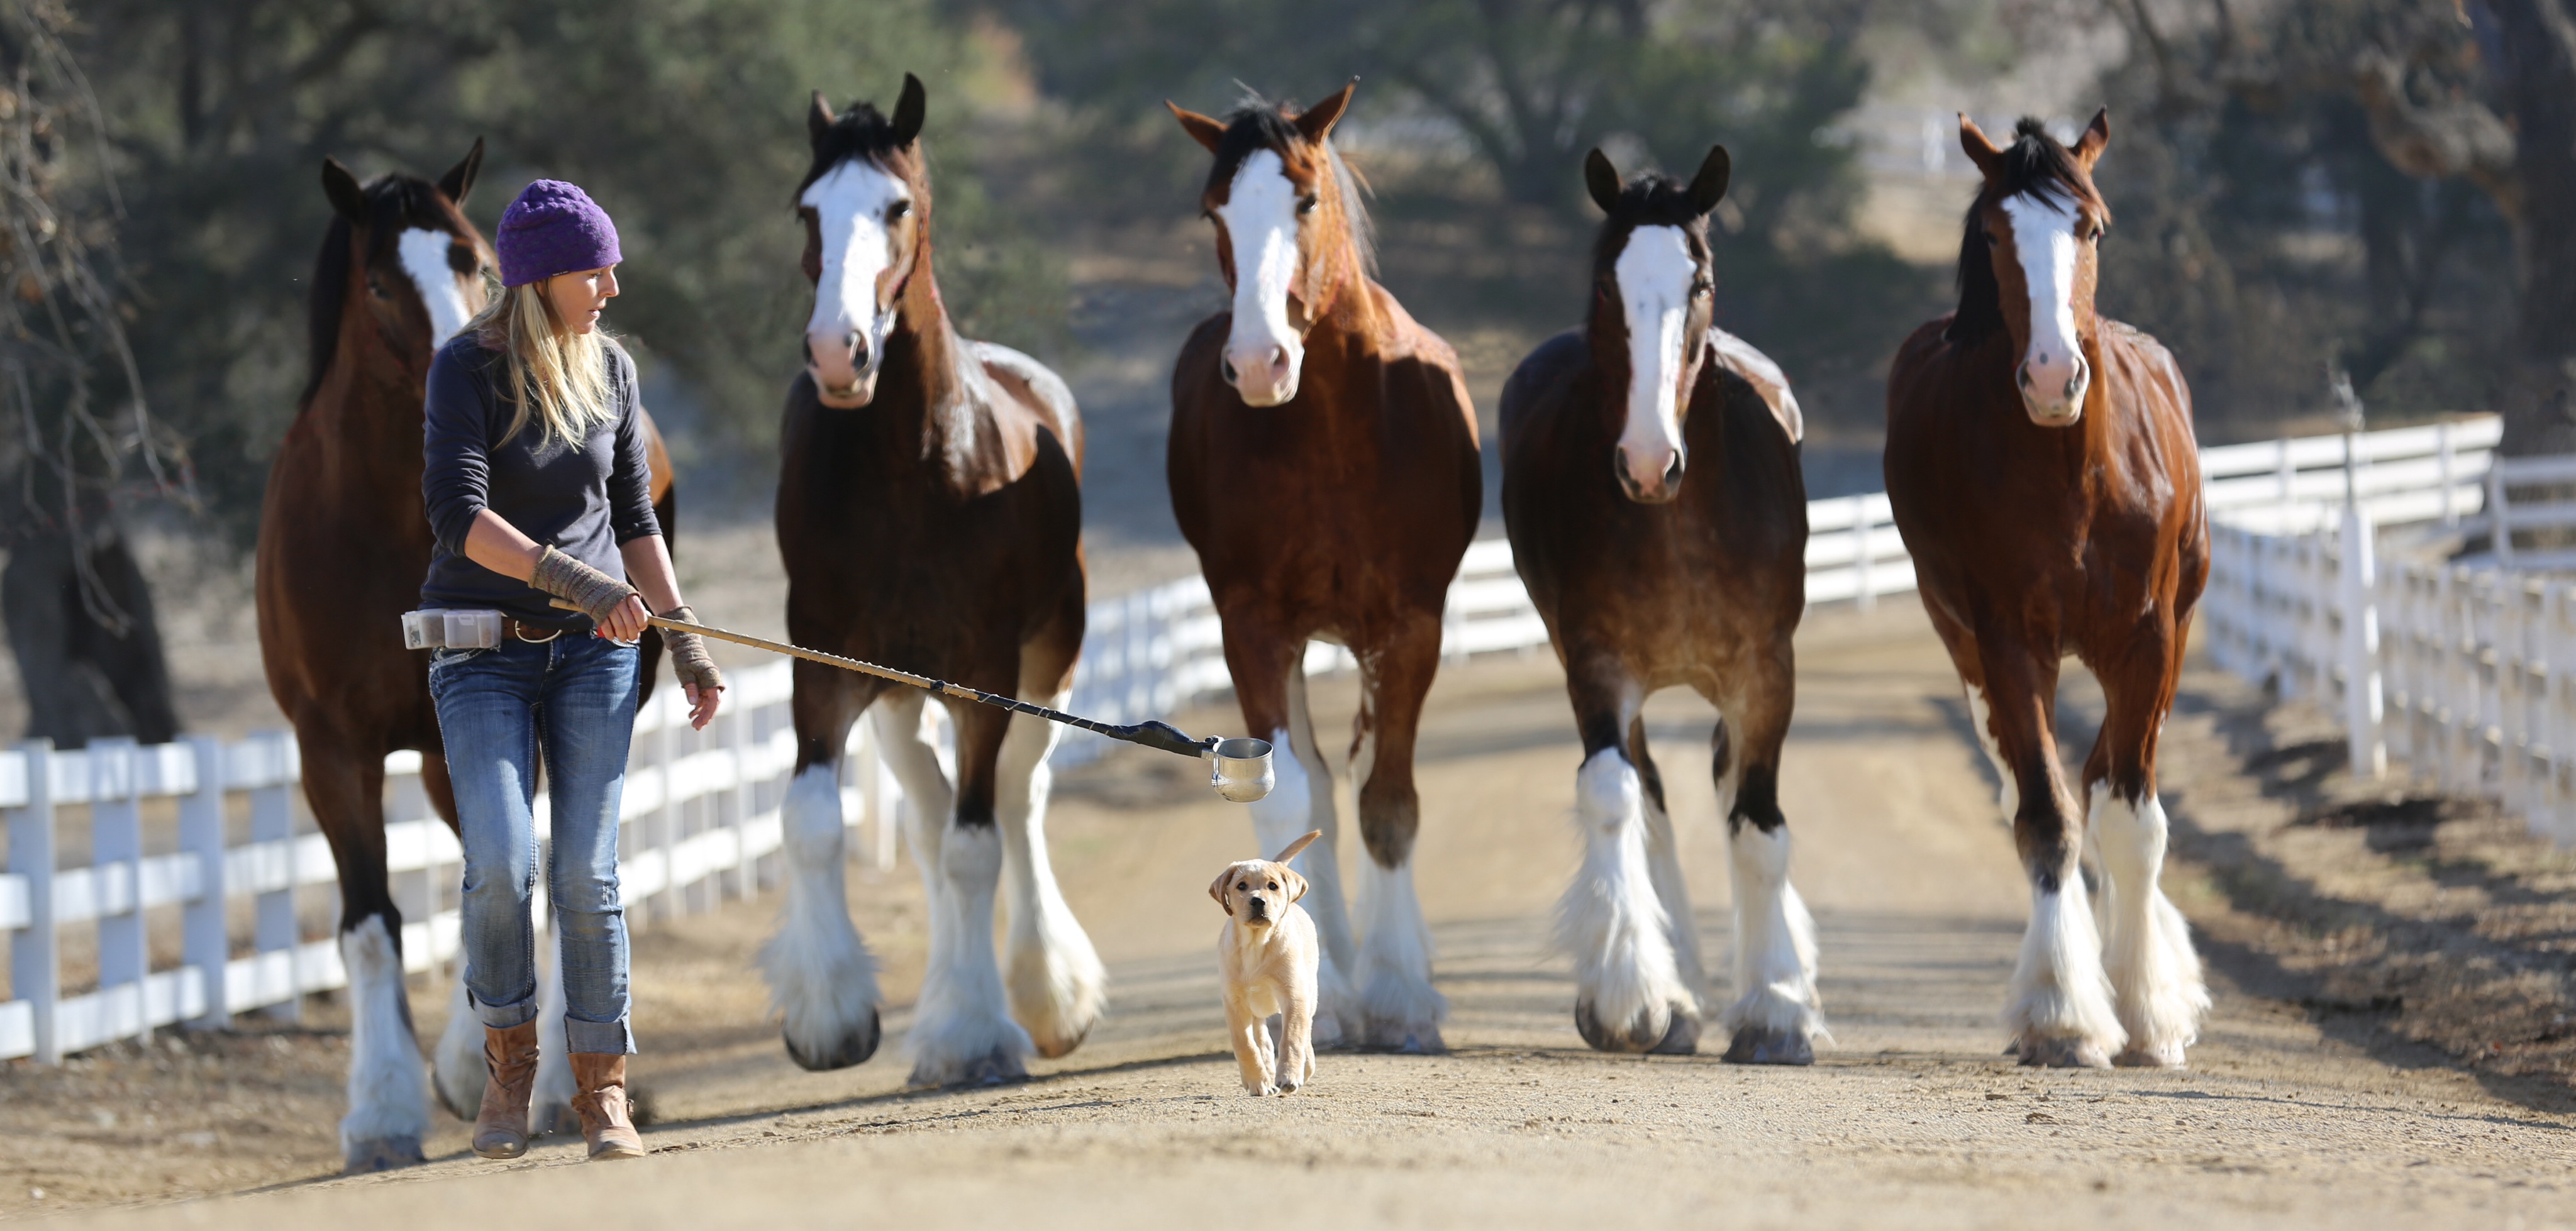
[1209,868,1235,915]
[1279,863,1308,903]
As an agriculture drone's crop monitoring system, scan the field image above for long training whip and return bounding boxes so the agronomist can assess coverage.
[552,600,1275,800]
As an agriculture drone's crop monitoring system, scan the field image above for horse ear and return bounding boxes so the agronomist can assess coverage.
[1167,101,1228,154]
[1293,79,1356,144]
[2072,107,2110,170]
[891,73,926,147]
[808,90,836,146]
[1583,148,1622,214]
[1687,145,1731,216]
[1957,113,2002,179]
[437,138,484,207]
[321,157,368,223]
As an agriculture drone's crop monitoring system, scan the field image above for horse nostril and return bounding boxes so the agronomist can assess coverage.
[1221,358,1240,387]
[2017,366,2033,390]
[1663,453,1684,488]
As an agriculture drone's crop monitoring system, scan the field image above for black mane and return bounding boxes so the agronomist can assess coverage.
[302,173,462,409]
[1946,118,2104,346]
[797,101,911,200]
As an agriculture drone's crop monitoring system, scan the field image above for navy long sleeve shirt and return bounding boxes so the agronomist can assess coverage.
[421,332,661,629]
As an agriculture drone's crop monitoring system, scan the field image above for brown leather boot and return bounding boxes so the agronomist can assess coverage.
[569,1052,644,1160]
[471,1022,541,1159]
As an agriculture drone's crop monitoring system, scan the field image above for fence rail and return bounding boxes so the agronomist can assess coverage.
[4,414,2506,1064]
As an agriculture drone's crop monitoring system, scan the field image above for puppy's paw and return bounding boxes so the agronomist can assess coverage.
[1243,1080,1279,1097]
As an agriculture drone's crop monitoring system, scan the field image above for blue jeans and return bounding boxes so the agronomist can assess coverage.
[429,633,638,1054]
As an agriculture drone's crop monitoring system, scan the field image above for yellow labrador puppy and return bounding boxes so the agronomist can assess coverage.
[1211,831,1323,1096]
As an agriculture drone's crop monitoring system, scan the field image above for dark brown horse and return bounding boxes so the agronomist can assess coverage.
[1501,148,1819,1062]
[255,144,676,1169]
[1884,113,2209,1068]
[767,75,1102,1088]
[1166,86,1482,1052]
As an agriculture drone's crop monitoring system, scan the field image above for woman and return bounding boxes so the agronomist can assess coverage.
[421,179,723,1162]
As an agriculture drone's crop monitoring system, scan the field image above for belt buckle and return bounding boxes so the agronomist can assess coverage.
[514,622,564,644]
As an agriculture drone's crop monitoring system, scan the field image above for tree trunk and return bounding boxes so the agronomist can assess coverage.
[1,522,182,748]
[2490,0,2576,452]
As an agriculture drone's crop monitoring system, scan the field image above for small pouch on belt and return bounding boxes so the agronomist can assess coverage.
[402,608,505,649]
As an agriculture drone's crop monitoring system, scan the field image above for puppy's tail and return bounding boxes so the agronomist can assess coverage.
[1272,831,1323,864]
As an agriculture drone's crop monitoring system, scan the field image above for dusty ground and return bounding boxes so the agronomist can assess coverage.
[7,604,2575,1228]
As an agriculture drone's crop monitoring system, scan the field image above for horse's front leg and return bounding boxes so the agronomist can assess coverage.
[1708,654,1824,1065]
[758,665,884,1071]
[1222,614,1358,1046]
[1559,654,1696,1053]
[997,616,1107,1058]
[303,731,430,1173]
[907,700,1033,1087]
[1349,611,1447,1052]
[1976,637,2123,1068]
[2082,626,2210,1068]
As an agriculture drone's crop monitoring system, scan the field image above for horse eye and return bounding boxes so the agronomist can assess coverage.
[889,199,911,219]
[365,275,388,298]
[1297,194,1319,215]
[1690,278,1712,298]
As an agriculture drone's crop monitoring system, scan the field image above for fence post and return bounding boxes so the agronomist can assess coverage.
[89,736,147,1044]
[181,736,230,1030]
[1852,495,1876,612]
[2437,421,2457,527]
[2274,437,2296,533]
[9,739,58,1063]
[2341,510,2387,780]
[249,730,301,1021]
[2490,460,2514,566]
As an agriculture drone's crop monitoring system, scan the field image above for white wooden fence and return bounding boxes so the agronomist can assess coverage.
[2197,414,2576,847]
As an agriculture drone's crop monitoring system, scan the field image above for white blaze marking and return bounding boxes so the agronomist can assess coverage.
[1614,225,1696,489]
[396,228,473,348]
[2001,193,2084,409]
[800,160,911,375]
[1217,150,1306,402]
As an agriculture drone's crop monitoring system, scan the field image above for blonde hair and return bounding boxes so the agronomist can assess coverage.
[468,280,616,451]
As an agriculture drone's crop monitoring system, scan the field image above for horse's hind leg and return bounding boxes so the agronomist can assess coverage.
[302,732,430,1171]
[997,604,1107,1059]
[908,699,1034,1087]
[2082,631,2210,1068]
[1349,612,1448,1052]
[758,663,883,1071]
[1709,658,1824,1064]
[1558,658,1694,1054]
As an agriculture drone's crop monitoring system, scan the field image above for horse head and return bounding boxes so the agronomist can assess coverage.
[310,140,490,402]
[1580,145,1730,504]
[797,74,930,409]
[1167,82,1370,408]
[1958,111,2111,426]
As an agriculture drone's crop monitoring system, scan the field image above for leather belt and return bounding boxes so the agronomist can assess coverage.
[502,616,569,643]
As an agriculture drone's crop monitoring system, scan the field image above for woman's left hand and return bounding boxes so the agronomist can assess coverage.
[684,682,722,730]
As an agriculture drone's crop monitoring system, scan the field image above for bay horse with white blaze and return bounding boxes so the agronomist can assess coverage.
[1884,113,2210,1068]
[1167,86,1482,1051]
[257,143,678,1169]
[766,75,1104,1087]
[1501,147,1821,1061]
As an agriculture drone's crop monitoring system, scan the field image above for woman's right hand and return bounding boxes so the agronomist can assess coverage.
[598,592,650,643]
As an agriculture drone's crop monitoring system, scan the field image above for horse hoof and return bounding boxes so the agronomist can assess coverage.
[2014,1035,2113,1069]
[1573,999,1684,1054]
[909,1046,1028,1090]
[1721,1026,1814,1066]
[1029,1022,1091,1061]
[1358,1019,1446,1054]
[2113,1042,2186,1069]
[783,1006,882,1072]
[342,1136,425,1174]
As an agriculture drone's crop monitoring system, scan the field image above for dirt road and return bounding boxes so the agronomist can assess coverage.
[10,606,2574,1228]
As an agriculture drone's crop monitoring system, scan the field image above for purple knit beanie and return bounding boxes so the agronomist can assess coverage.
[496,180,621,287]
